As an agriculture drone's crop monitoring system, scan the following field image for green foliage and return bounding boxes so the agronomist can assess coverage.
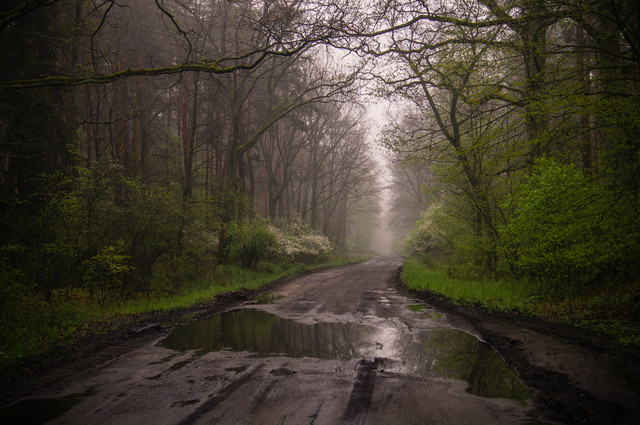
[82,242,134,302]
[224,219,279,269]
[69,164,182,296]
[502,158,640,295]
[0,244,29,327]
[170,226,218,286]
[0,162,184,306]
[222,218,334,268]
[403,257,640,347]
[406,201,500,278]
[402,257,531,311]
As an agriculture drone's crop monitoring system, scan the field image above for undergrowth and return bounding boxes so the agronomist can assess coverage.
[402,257,640,347]
[0,253,368,367]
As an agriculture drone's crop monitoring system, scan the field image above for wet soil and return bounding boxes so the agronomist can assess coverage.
[0,288,258,403]
[404,281,640,425]
[1,256,639,425]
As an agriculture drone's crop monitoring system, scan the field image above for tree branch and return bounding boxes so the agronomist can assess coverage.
[0,0,61,36]
[0,40,314,91]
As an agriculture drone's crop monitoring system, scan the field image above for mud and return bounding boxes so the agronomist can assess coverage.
[406,282,640,425]
[1,255,639,425]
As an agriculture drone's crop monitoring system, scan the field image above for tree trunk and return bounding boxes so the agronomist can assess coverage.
[177,72,199,249]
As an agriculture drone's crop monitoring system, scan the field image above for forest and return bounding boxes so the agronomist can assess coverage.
[1,0,639,362]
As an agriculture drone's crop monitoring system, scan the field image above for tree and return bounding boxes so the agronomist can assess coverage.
[364,0,639,283]
[386,153,433,236]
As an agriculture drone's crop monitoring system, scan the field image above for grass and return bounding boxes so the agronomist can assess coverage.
[0,253,369,367]
[402,257,533,311]
[402,257,640,347]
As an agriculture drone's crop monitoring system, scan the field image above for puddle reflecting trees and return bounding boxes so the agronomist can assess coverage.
[158,309,376,360]
[158,309,532,401]
[418,329,533,401]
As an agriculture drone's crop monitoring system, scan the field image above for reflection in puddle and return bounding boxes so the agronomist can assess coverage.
[407,304,445,319]
[408,329,532,401]
[407,304,427,312]
[159,309,373,360]
[158,309,532,401]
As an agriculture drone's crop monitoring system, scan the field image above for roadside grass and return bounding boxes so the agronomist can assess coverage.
[402,257,640,347]
[402,257,532,311]
[0,253,369,368]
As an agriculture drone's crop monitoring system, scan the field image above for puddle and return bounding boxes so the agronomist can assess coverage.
[0,388,95,425]
[158,309,374,360]
[412,329,532,401]
[158,309,532,401]
[407,304,445,319]
[407,304,427,312]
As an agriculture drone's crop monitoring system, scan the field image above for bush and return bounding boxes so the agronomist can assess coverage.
[2,162,185,302]
[407,204,447,255]
[406,203,494,276]
[225,220,279,269]
[502,158,640,295]
[82,242,134,302]
[269,220,332,263]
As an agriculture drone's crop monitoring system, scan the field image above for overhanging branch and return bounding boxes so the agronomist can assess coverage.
[0,41,314,91]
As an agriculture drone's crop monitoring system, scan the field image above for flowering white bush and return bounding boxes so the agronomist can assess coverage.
[407,203,446,255]
[269,221,332,262]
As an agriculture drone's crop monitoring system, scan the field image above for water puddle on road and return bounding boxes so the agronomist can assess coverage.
[159,309,371,360]
[158,309,532,401]
[411,328,532,401]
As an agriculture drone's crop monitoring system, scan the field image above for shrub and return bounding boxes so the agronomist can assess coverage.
[502,158,640,295]
[225,220,279,269]
[406,203,489,275]
[82,242,134,302]
[269,220,332,263]
[6,163,186,301]
[407,203,448,256]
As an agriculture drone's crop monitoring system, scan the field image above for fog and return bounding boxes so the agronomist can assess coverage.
[370,185,397,255]
[367,100,400,255]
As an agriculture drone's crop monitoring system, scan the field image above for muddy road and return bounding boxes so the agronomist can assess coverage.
[2,255,640,424]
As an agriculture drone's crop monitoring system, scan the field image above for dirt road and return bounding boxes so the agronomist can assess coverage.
[2,256,639,424]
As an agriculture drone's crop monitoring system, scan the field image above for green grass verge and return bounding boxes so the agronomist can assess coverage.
[402,257,640,347]
[0,253,369,367]
[402,257,532,311]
